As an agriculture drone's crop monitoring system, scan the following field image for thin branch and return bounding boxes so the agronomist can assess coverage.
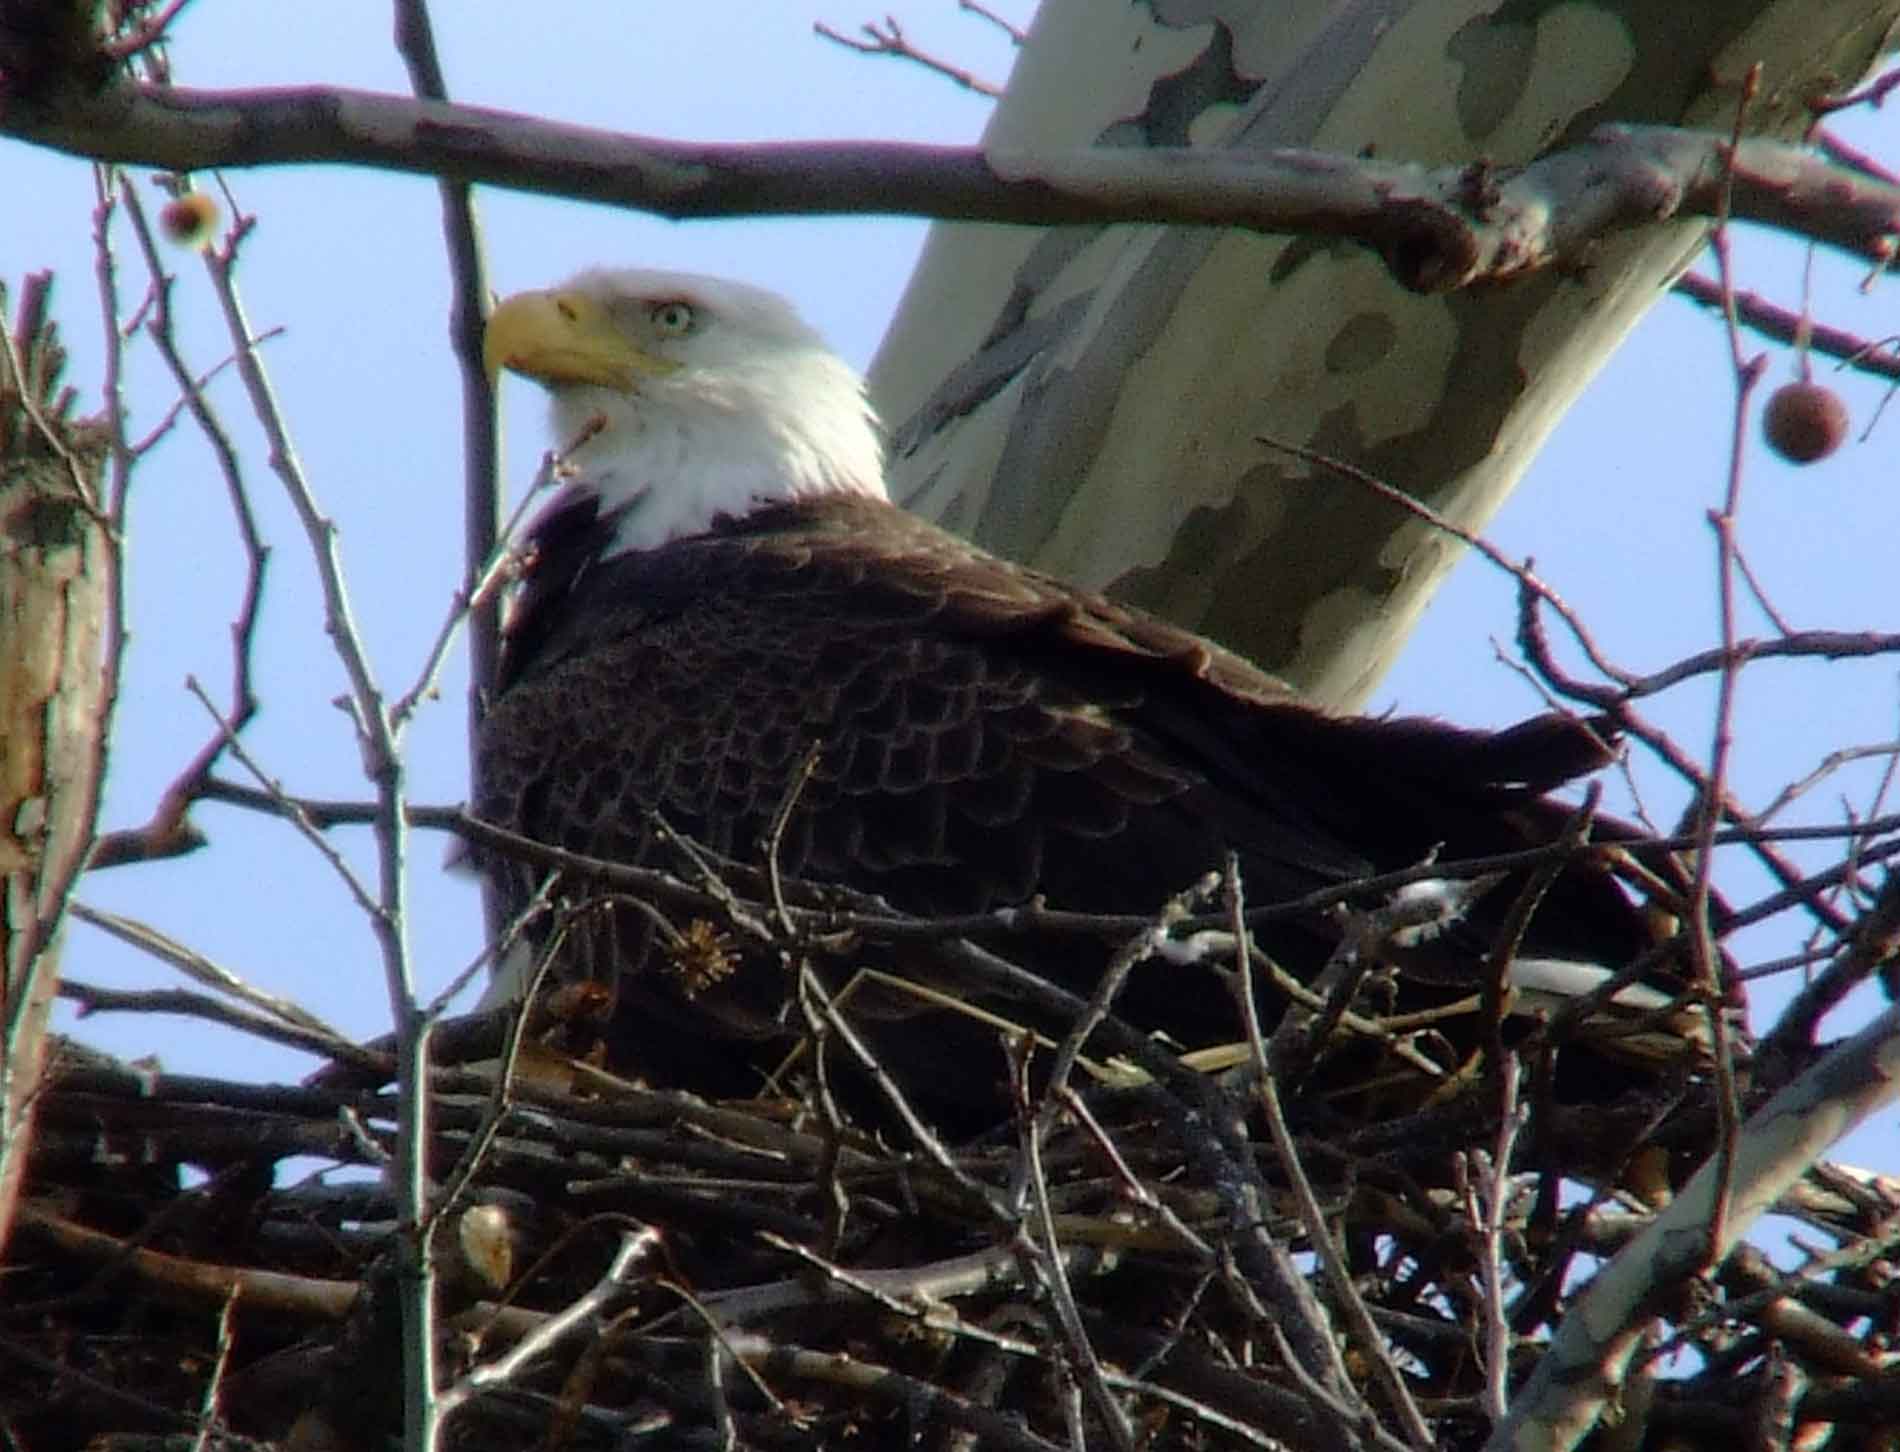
[110,178,271,834]
[66,899,354,1046]
[1233,865,1432,1450]
[1010,1048,1138,1452]
[1458,1055,1526,1426]
[437,1225,658,1415]
[1261,434,1639,688]
[181,780,1900,945]
[815,15,1003,97]
[193,186,436,1443]
[1673,269,1900,383]
[183,677,381,919]
[389,0,499,845]
[388,441,561,730]
[1486,1000,1900,1450]
[959,0,1026,46]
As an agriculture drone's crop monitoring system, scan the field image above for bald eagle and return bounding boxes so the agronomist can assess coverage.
[476,268,1725,1127]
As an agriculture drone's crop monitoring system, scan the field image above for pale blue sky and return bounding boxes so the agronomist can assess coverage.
[4,3,1896,1188]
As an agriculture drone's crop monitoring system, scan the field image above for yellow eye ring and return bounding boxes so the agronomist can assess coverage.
[651,301,695,337]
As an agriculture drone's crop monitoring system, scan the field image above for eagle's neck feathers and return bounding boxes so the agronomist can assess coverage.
[555,346,887,560]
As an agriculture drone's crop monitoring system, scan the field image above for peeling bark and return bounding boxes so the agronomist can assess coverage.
[0,273,111,1255]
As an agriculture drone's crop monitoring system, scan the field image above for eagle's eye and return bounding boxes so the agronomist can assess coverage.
[650,301,696,338]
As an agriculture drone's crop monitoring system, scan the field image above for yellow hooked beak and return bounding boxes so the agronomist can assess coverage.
[483,288,680,391]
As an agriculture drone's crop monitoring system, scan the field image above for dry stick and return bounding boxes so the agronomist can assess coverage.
[123,180,269,730]
[814,16,1004,97]
[200,777,1900,1073]
[54,975,380,1074]
[197,774,1900,1070]
[1256,1313,1415,1452]
[793,963,1007,1218]
[424,869,560,1021]
[1724,833,1900,936]
[390,425,592,730]
[657,1272,795,1427]
[192,189,440,1452]
[182,677,385,926]
[206,768,1900,928]
[391,0,500,761]
[1010,1043,1138,1452]
[428,888,569,1235]
[959,0,1027,45]
[1697,67,1769,1257]
[1461,1055,1526,1427]
[789,963,856,1256]
[1028,873,1217,1141]
[937,940,1363,1442]
[762,744,824,939]
[705,1317,741,1452]
[1728,533,1798,639]
[1051,1085,1214,1262]
[20,1201,361,1320]
[1665,1247,1891,1382]
[1496,74,1772,1452]
[1262,431,1877,944]
[1578,629,1900,708]
[737,1236,1114,1344]
[354,93,504,1440]
[1483,1000,1900,1452]
[0,1337,198,1435]
[1759,742,1900,826]
[729,1303,1299,1452]
[1512,592,1856,943]
[1258,434,1638,689]
[730,1336,1070,1452]
[437,1225,659,1416]
[1855,695,1900,836]
[1673,269,1900,384]
[1229,859,1434,1451]
[125,325,284,457]
[68,898,347,1043]
[1760,872,1900,1069]
[198,780,1900,931]
[188,1281,242,1452]
[78,178,268,870]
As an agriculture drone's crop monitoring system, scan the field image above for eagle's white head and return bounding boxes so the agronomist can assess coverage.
[484,268,888,556]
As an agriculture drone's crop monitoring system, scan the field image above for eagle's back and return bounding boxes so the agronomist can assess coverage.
[476,494,1680,1104]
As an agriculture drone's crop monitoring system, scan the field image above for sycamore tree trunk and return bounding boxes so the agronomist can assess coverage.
[874,0,1900,708]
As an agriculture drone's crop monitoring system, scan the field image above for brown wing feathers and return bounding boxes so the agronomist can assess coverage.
[477,493,1696,1111]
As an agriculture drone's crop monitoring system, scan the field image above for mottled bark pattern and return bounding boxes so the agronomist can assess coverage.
[0,276,110,1253]
[874,0,1900,708]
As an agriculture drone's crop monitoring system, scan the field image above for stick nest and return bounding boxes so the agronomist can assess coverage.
[11,864,1900,1452]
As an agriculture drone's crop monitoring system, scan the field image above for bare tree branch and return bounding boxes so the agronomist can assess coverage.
[7,81,1900,290]
[1673,269,1900,383]
[1487,998,1900,1451]
[814,15,1003,97]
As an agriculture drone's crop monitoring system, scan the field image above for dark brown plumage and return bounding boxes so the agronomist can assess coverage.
[476,490,1713,1119]
[474,268,1730,1131]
